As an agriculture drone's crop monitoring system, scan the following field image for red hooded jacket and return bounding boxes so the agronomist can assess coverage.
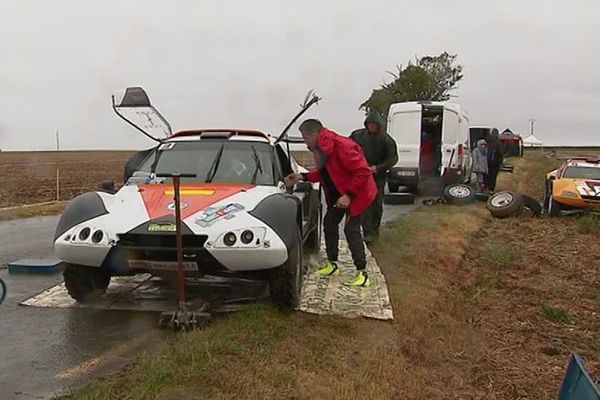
[306,128,377,217]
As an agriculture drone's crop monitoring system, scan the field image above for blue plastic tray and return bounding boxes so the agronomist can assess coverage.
[8,259,63,274]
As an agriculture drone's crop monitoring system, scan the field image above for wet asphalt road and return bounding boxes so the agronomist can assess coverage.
[0,216,166,399]
[0,201,417,399]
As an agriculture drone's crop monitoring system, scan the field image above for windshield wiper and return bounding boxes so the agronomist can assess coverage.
[250,145,263,185]
[205,143,226,183]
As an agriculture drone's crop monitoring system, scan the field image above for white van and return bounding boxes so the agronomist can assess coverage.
[386,101,471,193]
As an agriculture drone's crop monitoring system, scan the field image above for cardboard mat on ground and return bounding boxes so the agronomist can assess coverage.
[298,239,394,321]
[22,240,394,320]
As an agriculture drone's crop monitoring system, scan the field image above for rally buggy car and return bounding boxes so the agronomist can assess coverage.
[54,87,322,308]
[544,157,600,216]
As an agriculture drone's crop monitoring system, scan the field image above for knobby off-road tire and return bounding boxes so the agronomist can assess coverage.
[486,191,524,219]
[547,195,562,217]
[521,194,543,216]
[269,228,303,309]
[384,193,416,205]
[443,184,476,205]
[305,191,322,253]
[63,264,111,302]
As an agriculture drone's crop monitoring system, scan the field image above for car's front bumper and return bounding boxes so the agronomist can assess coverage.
[553,195,600,210]
[55,233,288,274]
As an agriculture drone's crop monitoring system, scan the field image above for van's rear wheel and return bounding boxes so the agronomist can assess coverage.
[63,264,111,302]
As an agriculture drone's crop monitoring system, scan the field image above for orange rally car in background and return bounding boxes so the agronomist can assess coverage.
[544,157,600,216]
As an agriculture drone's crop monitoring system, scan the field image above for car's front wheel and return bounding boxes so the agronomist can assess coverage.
[269,228,303,309]
[63,264,111,302]
[547,195,562,217]
[305,191,322,253]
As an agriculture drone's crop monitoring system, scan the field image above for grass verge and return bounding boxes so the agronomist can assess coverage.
[67,150,600,399]
[0,202,66,221]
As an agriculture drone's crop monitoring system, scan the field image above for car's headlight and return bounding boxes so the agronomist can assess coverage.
[562,190,579,199]
[211,227,267,249]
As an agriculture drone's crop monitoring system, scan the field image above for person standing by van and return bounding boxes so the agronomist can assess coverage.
[350,111,398,243]
[285,119,377,287]
[486,130,504,192]
[471,139,488,193]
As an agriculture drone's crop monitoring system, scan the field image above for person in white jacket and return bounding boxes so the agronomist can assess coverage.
[472,139,489,193]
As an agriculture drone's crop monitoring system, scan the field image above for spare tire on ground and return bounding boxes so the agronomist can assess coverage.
[486,191,524,218]
[442,184,476,205]
[520,194,542,216]
[384,192,416,205]
[475,193,490,202]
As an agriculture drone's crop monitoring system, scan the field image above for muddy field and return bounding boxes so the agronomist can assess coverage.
[0,151,133,207]
[0,150,314,208]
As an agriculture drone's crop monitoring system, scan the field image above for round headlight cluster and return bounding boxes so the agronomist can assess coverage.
[79,227,91,241]
[92,230,104,244]
[241,230,254,244]
[223,232,237,246]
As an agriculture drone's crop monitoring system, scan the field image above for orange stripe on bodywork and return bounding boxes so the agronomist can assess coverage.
[138,183,254,220]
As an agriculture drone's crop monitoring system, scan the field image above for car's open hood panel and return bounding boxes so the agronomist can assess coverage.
[137,183,255,220]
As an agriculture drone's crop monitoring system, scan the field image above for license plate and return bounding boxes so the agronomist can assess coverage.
[128,260,197,271]
[397,171,416,176]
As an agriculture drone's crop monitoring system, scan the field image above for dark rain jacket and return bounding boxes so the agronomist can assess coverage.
[349,111,398,185]
[487,137,504,168]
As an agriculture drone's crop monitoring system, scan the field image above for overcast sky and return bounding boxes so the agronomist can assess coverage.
[0,0,598,150]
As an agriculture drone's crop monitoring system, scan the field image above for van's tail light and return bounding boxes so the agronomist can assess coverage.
[456,144,464,170]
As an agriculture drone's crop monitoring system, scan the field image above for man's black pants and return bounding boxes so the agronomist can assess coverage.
[487,166,500,191]
[362,181,385,238]
[323,206,366,270]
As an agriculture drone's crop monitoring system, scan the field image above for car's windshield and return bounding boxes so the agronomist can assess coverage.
[136,140,277,185]
[563,166,600,180]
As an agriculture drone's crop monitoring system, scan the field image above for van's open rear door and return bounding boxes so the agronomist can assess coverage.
[387,103,422,168]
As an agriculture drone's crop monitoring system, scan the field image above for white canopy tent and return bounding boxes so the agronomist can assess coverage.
[523,134,543,147]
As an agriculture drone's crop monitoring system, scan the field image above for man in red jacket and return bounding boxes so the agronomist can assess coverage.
[286,119,377,287]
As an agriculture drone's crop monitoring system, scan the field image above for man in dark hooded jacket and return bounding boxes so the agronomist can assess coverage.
[350,111,398,243]
[486,130,504,192]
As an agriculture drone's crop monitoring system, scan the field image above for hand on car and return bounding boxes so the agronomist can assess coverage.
[284,173,303,188]
[335,194,351,209]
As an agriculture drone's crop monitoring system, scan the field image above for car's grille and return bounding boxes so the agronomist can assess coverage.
[117,233,208,249]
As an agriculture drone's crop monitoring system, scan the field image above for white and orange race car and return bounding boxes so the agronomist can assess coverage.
[544,157,600,216]
[54,88,322,308]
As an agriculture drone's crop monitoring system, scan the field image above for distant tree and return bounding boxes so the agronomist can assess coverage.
[361,52,463,117]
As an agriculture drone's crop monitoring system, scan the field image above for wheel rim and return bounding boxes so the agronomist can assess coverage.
[448,185,471,198]
[490,192,514,207]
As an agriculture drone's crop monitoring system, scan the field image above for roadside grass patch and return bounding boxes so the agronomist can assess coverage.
[576,214,600,235]
[0,201,67,220]
[484,243,517,269]
[542,303,571,324]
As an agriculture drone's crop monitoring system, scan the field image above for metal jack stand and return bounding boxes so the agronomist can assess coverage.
[156,173,211,331]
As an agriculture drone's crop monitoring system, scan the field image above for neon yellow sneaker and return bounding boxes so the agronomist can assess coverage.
[316,262,340,277]
[343,271,370,287]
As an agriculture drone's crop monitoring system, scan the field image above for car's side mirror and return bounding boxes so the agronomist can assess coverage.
[101,180,117,194]
[294,181,313,193]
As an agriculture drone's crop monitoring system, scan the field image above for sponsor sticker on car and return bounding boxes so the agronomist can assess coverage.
[147,223,176,232]
[128,260,197,271]
[195,203,245,227]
